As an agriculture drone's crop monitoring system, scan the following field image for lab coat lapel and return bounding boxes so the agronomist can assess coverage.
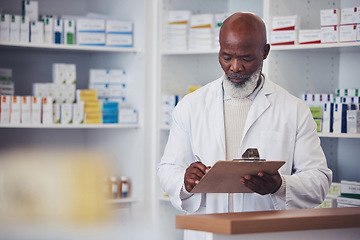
[206,78,226,159]
[242,80,274,143]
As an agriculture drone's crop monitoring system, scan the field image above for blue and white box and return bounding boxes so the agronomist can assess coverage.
[322,102,334,133]
[76,18,105,46]
[333,103,348,133]
[106,20,133,47]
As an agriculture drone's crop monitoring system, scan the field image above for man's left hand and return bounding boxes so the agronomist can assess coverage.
[240,172,282,195]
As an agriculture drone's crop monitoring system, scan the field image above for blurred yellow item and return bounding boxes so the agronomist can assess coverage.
[85,113,102,124]
[84,101,101,113]
[187,85,201,94]
[0,148,112,225]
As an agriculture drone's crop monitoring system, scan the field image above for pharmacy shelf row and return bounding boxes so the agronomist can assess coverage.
[106,197,138,204]
[161,42,360,55]
[0,41,138,53]
[0,123,140,129]
[160,126,360,139]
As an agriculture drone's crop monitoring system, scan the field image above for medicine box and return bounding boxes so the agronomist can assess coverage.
[21,96,31,124]
[333,103,348,133]
[214,13,231,28]
[347,110,360,133]
[22,0,38,21]
[42,97,53,124]
[322,102,334,133]
[64,19,75,45]
[85,112,102,124]
[31,96,41,124]
[10,15,21,42]
[20,16,30,43]
[9,96,20,124]
[357,24,360,41]
[299,29,321,44]
[76,89,98,102]
[336,88,359,97]
[72,102,84,124]
[0,68,12,82]
[119,108,138,124]
[84,101,101,113]
[340,24,357,42]
[1,95,11,124]
[270,30,297,45]
[103,112,118,124]
[272,15,299,31]
[0,14,10,42]
[190,14,214,28]
[321,26,339,43]
[320,9,340,26]
[168,10,191,24]
[106,20,132,33]
[77,32,105,46]
[60,103,72,124]
[106,34,132,47]
[53,103,60,124]
[43,16,54,44]
[341,7,360,25]
[53,18,63,44]
[30,21,44,43]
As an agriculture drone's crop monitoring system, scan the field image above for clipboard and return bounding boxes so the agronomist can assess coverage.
[190,160,285,193]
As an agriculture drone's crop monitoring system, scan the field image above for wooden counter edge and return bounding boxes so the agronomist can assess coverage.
[176,207,360,235]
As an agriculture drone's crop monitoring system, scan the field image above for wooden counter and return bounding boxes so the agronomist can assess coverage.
[176,207,360,235]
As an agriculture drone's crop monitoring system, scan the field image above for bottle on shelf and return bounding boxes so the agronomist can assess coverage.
[119,176,129,198]
[110,176,118,199]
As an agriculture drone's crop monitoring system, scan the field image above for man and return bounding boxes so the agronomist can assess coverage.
[158,12,332,240]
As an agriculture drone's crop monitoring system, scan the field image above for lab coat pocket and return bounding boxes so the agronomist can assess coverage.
[259,131,294,163]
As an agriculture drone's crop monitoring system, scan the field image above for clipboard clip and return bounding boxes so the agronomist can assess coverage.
[233,148,265,162]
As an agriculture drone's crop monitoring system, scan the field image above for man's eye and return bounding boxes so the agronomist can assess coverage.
[243,58,254,62]
[223,57,231,61]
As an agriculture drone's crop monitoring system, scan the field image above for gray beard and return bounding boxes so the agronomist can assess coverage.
[223,63,262,99]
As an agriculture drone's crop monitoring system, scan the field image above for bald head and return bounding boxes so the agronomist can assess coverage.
[220,12,267,48]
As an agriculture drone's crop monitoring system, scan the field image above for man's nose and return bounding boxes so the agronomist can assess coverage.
[229,59,244,73]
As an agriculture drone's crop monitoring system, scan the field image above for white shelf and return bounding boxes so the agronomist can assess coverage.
[318,132,360,139]
[271,42,360,52]
[0,41,138,53]
[106,197,137,204]
[0,123,140,129]
[162,48,219,55]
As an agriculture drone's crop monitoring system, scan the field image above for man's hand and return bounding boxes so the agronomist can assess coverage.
[184,162,210,192]
[240,172,282,195]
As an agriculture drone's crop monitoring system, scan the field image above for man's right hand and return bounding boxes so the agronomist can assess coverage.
[184,162,210,192]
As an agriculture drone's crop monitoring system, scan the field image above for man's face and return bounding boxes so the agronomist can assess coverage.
[219,31,266,87]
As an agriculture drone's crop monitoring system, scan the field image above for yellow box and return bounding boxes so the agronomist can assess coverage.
[85,113,102,124]
[84,101,101,113]
[76,89,97,102]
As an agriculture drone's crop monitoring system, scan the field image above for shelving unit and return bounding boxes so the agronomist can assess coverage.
[0,123,140,129]
[0,0,155,239]
[0,41,138,52]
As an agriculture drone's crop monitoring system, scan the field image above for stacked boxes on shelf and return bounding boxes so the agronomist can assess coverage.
[337,180,360,207]
[89,69,137,124]
[164,11,229,51]
[302,88,360,133]
[0,0,134,47]
[270,6,360,46]
[106,20,133,48]
[317,182,340,208]
[76,89,100,124]
[165,10,190,51]
[188,14,214,50]
[270,15,299,45]
[162,94,179,126]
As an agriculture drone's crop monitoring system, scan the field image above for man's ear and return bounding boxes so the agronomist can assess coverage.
[263,44,270,60]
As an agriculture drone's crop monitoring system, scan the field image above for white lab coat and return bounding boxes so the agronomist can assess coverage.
[158,77,332,240]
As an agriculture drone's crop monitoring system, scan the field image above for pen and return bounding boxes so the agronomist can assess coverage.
[194,155,202,162]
